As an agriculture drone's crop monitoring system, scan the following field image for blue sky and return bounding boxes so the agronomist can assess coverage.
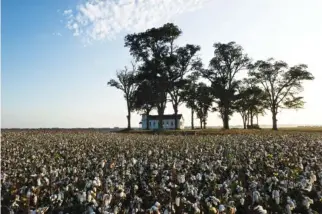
[1,0,322,128]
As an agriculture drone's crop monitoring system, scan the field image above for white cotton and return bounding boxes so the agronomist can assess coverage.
[302,196,313,209]
[272,190,280,205]
[252,191,260,204]
[310,173,316,184]
[240,198,245,205]
[92,199,98,207]
[175,197,180,206]
[212,196,221,205]
[37,177,42,186]
[58,192,63,201]
[50,194,58,202]
[132,158,137,165]
[101,160,106,168]
[103,194,112,207]
[299,163,304,170]
[286,204,292,214]
[219,204,225,212]
[196,173,202,181]
[79,191,86,203]
[44,177,49,185]
[194,207,200,213]
[253,205,267,214]
[33,195,38,205]
[119,191,126,198]
[86,180,92,188]
[27,190,32,198]
[177,174,185,184]
[87,192,92,202]
[93,177,101,187]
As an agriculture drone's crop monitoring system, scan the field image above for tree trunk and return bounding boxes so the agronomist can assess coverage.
[174,106,179,130]
[256,114,259,125]
[157,106,165,130]
[203,120,207,129]
[223,108,230,129]
[223,115,229,129]
[146,111,150,130]
[191,108,194,130]
[272,110,278,130]
[250,114,254,127]
[200,119,203,129]
[127,114,131,129]
[146,116,150,130]
[241,113,247,129]
[126,99,131,129]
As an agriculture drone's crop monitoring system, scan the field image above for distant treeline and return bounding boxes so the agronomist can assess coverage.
[107,23,314,131]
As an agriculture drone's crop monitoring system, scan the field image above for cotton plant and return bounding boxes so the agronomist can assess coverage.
[1,131,322,213]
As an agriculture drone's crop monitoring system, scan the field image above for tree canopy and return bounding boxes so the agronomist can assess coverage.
[107,24,314,130]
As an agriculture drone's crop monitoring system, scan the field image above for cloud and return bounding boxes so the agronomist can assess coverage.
[63,0,210,43]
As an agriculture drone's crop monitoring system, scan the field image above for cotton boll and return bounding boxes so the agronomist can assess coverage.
[302,196,313,209]
[253,205,267,214]
[33,195,38,205]
[177,174,185,184]
[219,204,225,212]
[37,177,42,186]
[87,192,92,202]
[196,173,202,181]
[27,190,32,198]
[310,173,316,184]
[252,191,260,204]
[272,190,280,205]
[240,198,245,206]
[175,197,180,206]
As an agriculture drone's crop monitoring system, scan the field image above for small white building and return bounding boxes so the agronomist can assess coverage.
[139,114,185,130]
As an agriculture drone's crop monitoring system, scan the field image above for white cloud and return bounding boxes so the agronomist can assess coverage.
[63,0,210,43]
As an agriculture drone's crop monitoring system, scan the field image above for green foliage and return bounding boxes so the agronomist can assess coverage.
[249,58,314,129]
[201,42,250,129]
[108,23,314,130]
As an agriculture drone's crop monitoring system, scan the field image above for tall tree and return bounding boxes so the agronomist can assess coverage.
[132,80,157,130]
[107,63,137,129]
[181,72,201,129]
[168,44,201,129]
[249,58,314,130]
[195,83,214,129]
[235,86,250,129]
[125,23,182,129]
[235,81,268,129]
[201,42,250,129]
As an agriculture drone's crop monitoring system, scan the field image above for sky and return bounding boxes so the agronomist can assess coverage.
[1,0,322,128]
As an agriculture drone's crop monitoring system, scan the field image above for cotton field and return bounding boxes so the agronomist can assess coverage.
[1,131,322,214]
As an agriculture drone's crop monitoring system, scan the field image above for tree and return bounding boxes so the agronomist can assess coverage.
[168,44,201,129]
[249,58,314,130]
[235,86,250,129]
[195,83,214,129]
[132,80,157,130]
[125,23,182,129]
[181,72,201,129]
[201,42,250,129]
[107,63,137,129]
[235,80,268,129]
